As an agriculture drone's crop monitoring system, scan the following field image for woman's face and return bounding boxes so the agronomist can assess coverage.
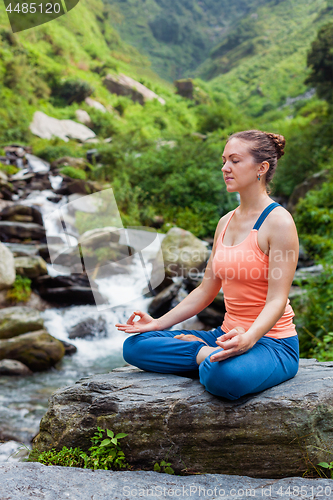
[221,138,260,193]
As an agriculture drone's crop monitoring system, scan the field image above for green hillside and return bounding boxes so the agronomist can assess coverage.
[199,0,333,116]
[106,0,266,81]
[0,0,174,142]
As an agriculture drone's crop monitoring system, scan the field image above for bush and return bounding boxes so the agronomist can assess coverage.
[51,78,94,105]
[33,142,83,163]
[60,166,87,180]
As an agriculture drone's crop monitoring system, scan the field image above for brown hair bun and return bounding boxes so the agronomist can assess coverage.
[265,133,286,160]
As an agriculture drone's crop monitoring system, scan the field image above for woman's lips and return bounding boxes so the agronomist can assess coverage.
[225,177,233,182]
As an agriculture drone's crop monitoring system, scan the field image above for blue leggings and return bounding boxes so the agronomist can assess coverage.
[122,326,299,400]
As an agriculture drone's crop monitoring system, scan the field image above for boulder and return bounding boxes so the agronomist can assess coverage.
[0,289,52,311]
[152,227,209,279]
[75,109,92,127]
[0,358,33,376]
[29,111,96,143]
[1,464,333,500]
[0,330,65,371]
[197,306,225,327]
[293,264,324,285]
[0,242,16,290]
[104,74,165,106]
[60,340,77,356]
[50,156,87,172]
[85,97,107,113]
[14,256,48,278]
[148,282,182,317]
[0,306,44,339]
[78,227,120,247]
[55,178,102,196]
[174,78,194,99]
[0,221,46,241]
[46,195,62,203]
[33,360,333,478]
[0,170,8,183]
[68,317,107,339]
[0,204,43,226]
[33,274,107,306]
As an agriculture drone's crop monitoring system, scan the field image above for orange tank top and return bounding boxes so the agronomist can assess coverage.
[212,203,297,339]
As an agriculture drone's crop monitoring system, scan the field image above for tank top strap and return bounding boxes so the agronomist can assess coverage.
[253,202,281,230]
[221,209,237,239]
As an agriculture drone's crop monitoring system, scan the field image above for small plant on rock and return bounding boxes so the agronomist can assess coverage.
[153,460,175,475]
[33,427,128,471]
[83,427,128,470]
[6,275,32,303]
[318,460,333,478]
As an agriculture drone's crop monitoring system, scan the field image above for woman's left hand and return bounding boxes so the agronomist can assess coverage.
[210,326,255,362]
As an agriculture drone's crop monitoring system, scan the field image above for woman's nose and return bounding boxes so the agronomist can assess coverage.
[221,163,230,172]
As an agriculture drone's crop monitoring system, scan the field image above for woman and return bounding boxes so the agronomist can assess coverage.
[116,129,299,400]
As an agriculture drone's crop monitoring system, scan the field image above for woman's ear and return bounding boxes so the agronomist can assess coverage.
[260,161,270,176]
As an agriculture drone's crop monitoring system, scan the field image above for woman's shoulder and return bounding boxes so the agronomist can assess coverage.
[267,205,296,230]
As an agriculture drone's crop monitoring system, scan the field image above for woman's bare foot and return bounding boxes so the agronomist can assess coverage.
[196,346,221,365]
[173,333,209,346]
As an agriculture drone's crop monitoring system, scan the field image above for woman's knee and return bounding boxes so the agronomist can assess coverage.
[199,358,245,400]
[123,335,139,365]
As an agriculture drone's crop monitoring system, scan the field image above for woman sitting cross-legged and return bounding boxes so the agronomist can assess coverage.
[115,129,299,401]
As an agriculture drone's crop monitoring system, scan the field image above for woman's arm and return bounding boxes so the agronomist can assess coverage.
[211,209,299,362]
[115,214,229,333]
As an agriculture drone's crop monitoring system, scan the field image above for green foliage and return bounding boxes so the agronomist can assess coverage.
[60,166,87,180]
[153,460,175,475]
[308,330,333,362]
[271,100,333,196]
[293,264,333,357]
[318,460,333,478]
[0,163,19,176]
[305,22,333,102]
[34,427,129,471]
[50,78,94,105]
[6,275,32,303]
[36,446,87,468]
[84,427,128,470]
[109,0,265,81]
[200,0,333,117]
[32,141,84,163]
[88,109,119,138]
[294,178,333,262]
[101,135,235,237]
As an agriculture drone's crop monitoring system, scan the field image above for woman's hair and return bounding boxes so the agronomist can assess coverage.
[227,129,285,194]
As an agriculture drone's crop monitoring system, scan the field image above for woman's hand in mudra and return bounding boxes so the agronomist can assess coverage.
[210,326,254,362]
[115,311,160,334]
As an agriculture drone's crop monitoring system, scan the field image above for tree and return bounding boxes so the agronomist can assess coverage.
[305,22,333,103]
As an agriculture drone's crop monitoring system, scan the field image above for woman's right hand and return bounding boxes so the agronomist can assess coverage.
[115,311,161,334]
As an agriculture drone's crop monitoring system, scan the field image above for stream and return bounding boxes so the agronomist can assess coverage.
[0,158,182,462]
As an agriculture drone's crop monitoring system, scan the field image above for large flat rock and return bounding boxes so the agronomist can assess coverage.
[33,359,333,479]
[1,463,333,499]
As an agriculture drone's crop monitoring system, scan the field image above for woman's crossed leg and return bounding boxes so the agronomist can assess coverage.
[122,328,299,400]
